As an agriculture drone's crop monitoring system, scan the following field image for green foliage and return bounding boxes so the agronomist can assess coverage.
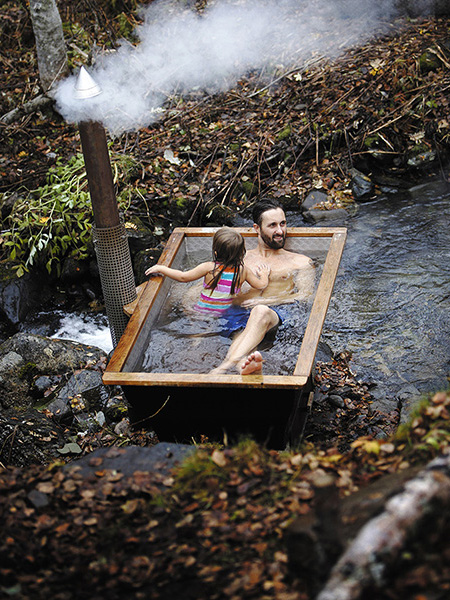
[276,124,292,141]
[1,152,135,277]
[166,438,295,510]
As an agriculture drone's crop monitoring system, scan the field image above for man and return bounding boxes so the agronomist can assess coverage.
[212,198,315,375]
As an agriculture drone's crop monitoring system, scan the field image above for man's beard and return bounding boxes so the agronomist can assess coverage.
[260,229,286,250]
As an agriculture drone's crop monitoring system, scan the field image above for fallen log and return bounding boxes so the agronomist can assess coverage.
[317,450,450,600]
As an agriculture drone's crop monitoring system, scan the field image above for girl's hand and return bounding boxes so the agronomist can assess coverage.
[145,265,161,276]
[255,263,271,278]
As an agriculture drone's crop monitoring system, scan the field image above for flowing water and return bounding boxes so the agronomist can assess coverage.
[20,310,113,354]
[322,180,450,413]
[24,179,450,415]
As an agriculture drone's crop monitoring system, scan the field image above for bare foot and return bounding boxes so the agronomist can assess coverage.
[240,351,263,375]
[210,361,233,375]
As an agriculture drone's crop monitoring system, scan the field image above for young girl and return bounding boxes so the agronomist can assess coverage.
[145,227,270,315]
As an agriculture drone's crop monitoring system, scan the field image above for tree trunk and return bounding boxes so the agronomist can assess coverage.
[29,0,69,94]
[317,451,450,600]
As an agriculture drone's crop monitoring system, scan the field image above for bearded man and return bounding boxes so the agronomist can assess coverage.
[212,198,315,374]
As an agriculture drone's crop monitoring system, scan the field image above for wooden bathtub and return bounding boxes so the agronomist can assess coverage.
[103,227,347,448]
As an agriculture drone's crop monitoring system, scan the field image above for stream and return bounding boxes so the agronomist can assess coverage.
[322,179,450,414]
[20,179,450,416]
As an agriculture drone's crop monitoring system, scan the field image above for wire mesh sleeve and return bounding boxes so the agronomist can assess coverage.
[93,223,137,347]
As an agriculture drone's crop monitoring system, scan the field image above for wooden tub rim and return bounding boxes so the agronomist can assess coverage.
[103,226,347,390]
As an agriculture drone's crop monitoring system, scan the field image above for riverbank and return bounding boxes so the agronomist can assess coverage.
[1,384,450,599]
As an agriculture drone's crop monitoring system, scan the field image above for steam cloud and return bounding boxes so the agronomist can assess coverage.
[54,0,412,135]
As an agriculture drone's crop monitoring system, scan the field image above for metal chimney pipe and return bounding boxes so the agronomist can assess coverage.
[78,120,121,229]
[75,69,136,347]
[79,120,137,347]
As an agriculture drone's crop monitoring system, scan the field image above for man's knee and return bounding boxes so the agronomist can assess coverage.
[249,304,279,328]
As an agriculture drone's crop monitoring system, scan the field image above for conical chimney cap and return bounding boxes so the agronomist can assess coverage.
[74,66,102,99]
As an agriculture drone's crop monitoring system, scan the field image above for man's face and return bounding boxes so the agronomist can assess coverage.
[256,208,287,249]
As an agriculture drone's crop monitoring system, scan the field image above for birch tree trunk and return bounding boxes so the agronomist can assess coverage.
[317,451,450,600]
[29,0,69,94]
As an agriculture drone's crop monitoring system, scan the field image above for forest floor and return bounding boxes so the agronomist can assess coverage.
[1,2,450,599]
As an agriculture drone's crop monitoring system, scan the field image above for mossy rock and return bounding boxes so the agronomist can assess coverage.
[418,49,443,73]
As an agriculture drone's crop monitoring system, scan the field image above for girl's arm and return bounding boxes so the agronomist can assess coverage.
[145,261,214,283]
[243,263,270,290]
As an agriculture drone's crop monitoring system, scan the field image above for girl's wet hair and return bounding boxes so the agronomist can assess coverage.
[209,227,245,294]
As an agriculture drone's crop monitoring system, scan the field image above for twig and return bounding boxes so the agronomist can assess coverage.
[344,128,353,168]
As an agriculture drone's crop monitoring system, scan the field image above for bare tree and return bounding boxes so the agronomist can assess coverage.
[29,0,69,94]
[1,0,69,123]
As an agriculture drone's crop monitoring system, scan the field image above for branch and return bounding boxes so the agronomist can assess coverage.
[0,94,54,125]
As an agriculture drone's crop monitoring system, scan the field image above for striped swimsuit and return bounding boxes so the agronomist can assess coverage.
[194,266,241,315]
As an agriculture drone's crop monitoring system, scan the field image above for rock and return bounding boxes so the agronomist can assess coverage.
[105,394,130,421]
[63,442,195,481]
[397,384,422,423]
[114,417,132,437]
[0,350,23,379]
[350,168,375,200]
[27,489,50,509]
[45,395,72,422]
[0,262,52,326]
[328,394,346,409]
[407,148,437,169]
[46,369,107,423]
[303,207,349,224]
[0,332,107,410]
[0,332,106,374]
[125,215,156,254]
[316,341,334,364]
[301,190,329,212]
[371,173,413,193]
[32,375,55,397]
[72,411,104,432]
[59,255,91,283]
[132,247,162,284]
[0,407,66,468]
[418,48,445,73]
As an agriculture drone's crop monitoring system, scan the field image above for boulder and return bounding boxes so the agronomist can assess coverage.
[350,168,375,200]
[0,262,52,325]
[0,332,107,410]
[301,190,329,212]
[46,369,108,423]
[303,208,349,224]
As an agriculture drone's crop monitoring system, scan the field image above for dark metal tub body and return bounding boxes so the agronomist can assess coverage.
[103,227,347,448]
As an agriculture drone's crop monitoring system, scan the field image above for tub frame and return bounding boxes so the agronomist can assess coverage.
[103,226,347,447]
